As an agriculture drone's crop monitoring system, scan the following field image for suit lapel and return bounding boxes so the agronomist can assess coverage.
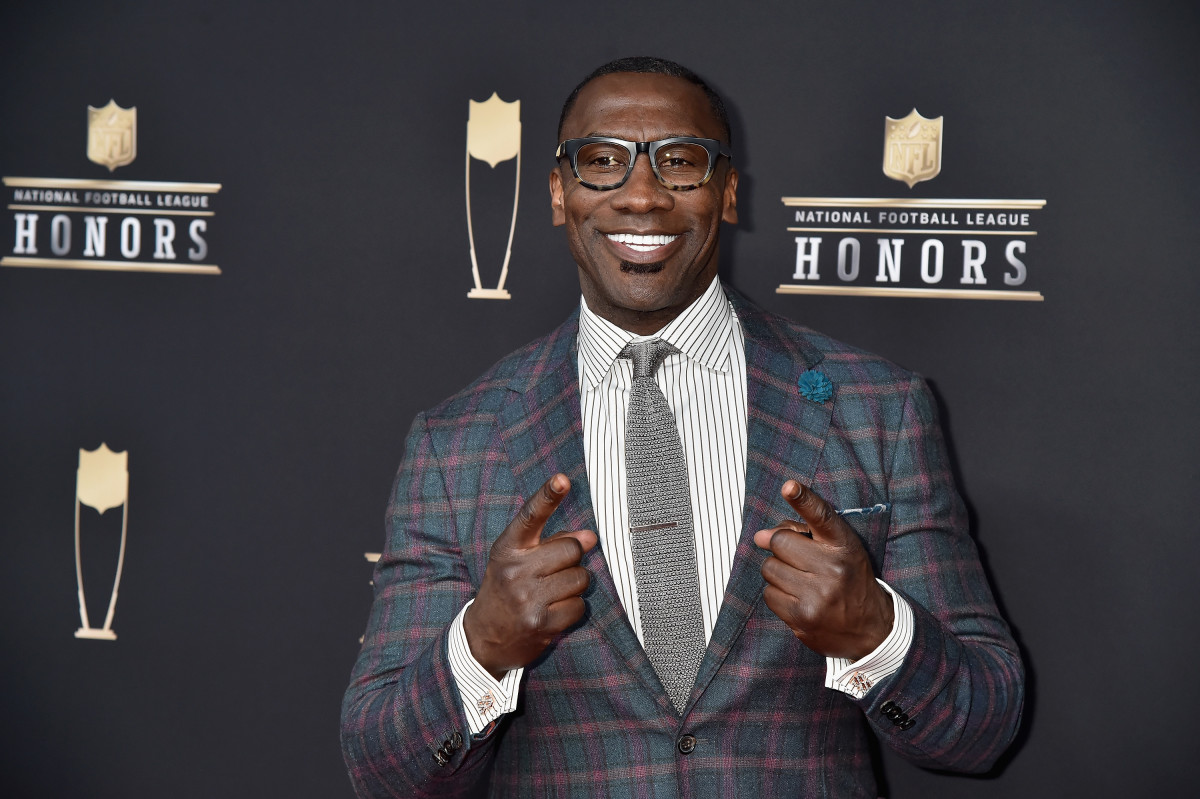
[496,327,593,535]
[689,294,835,707]
[496,314,668,710]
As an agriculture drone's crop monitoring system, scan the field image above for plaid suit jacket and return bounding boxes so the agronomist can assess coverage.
[342,288,1023,798]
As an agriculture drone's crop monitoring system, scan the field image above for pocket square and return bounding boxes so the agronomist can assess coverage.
[835,503,891,517]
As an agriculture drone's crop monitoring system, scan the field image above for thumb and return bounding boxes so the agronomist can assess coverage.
[547,528,599,555]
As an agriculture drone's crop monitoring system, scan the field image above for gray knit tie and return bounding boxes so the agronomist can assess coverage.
[620,338,706,713]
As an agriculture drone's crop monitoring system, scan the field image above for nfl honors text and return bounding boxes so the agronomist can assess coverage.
[777,110,1046,301]
[3,100,221,276]
[782,200,1043,300]
[9,186,212,265]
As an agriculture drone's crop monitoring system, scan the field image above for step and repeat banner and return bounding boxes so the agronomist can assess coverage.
[2,2,1196,797]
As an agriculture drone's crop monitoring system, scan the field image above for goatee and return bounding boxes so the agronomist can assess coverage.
[619,260,666,274]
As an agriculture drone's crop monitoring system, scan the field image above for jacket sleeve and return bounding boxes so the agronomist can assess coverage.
[858,376,1025,772]
[340,413,500,798]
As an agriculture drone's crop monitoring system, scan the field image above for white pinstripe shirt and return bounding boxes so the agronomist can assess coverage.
[576,277,748,646]
[449,278,913,734]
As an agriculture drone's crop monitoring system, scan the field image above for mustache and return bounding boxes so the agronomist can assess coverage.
[619,260,666,274]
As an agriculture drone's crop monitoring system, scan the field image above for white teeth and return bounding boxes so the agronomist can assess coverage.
[607,233,678,252]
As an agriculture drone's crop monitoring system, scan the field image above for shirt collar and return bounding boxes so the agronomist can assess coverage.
[577,277,736,390]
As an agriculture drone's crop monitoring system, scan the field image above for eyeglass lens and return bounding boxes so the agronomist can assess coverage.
[574,140,714,189]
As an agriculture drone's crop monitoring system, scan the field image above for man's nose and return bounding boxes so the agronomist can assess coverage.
[611,153,674,213]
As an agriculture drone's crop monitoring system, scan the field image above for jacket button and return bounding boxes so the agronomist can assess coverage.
[884,706,902,720]
[899,718,915,731]
[450,732,463,749]
[880,701,897,714]
[678,735,697,754]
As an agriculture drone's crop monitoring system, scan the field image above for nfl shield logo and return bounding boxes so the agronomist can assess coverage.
[87,99,137,172]
[883,109,942,188]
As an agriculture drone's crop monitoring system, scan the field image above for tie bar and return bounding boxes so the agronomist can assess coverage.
[629,522,678,534]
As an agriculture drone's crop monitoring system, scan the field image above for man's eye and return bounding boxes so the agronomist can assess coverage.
[656,145,705,172]
[658,156,695,169]
[584,153,628,171]
[577,144,630,172]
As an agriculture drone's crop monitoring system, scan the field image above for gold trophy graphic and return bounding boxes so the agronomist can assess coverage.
[465,93,521,299]
[74,443,129,640]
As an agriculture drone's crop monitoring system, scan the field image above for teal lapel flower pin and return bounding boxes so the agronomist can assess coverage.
[797,369,833,403]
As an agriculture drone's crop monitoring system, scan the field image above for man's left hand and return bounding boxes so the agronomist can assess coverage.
[753,480,894,661]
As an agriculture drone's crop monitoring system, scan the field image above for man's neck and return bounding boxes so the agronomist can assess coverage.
[581,279,721,337]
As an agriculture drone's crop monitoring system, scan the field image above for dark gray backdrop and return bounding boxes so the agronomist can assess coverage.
[2,1,1197,796]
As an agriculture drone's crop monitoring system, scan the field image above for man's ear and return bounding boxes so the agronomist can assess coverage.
[549,168,566,226]
[721,166,739,225]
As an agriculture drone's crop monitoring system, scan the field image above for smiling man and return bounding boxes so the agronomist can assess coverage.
[342,57,1023,798]
[549,69,738,335]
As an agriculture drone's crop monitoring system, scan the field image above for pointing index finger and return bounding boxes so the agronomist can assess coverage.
[781,480,849,545]
[499,474,571,550]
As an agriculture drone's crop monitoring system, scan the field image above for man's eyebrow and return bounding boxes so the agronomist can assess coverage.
[582,131,702,140]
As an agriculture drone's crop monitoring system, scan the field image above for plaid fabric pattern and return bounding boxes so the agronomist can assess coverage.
[341,288,1024,798]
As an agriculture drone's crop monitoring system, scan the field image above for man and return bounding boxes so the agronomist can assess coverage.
[342,57,1023,798]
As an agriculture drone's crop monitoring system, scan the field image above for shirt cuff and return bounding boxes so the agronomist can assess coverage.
[448,599,523,735]
[825,579,914,699]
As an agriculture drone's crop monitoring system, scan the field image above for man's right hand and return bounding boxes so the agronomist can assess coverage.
[463,474,597,680]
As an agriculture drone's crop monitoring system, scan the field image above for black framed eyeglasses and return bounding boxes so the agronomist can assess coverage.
[555,136,732,191]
